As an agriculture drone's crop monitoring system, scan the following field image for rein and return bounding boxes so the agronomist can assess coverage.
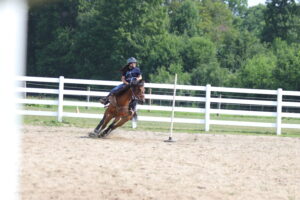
[130,87,138,101]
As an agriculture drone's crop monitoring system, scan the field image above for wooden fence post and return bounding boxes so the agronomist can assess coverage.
[58,76,64,122]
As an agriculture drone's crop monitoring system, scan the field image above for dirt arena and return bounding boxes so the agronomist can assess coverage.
[21,125,300,200]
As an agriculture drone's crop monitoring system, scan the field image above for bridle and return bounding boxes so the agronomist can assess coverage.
[130,83,144,102]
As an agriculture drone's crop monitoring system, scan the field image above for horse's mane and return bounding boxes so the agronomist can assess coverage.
[116,80,144,96]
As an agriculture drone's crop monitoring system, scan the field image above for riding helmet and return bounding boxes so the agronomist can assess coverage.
[127,57,137,64]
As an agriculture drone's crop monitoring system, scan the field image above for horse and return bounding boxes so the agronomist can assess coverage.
[89,80,145,138]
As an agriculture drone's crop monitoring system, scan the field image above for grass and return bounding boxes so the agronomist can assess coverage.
[22,102,300,137]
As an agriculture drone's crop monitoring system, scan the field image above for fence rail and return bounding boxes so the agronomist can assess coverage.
[16,76,300,135]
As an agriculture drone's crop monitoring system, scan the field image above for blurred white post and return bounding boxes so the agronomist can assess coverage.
[148,88,152,110]
[205,84,211,132]
[217,94,221,117]
[23,81,27,99]
[86,86,90,109]
[165,74,177,142]
[58,76,64,122]
[0,0,28,199]
[276,88,283,135]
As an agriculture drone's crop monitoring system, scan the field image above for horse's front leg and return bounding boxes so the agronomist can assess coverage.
[100,115,131,138]
[99,117,121,138]
[94,115,106,133]
[89,113,113,138]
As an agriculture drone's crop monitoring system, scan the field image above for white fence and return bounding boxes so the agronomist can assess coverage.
[16,76,300,135]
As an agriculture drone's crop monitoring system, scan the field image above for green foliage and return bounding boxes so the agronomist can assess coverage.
[241,4,266,38]
[141,34,184,76]
[169,0,201,36]
[223,0,248,16]
[183,37,218,69]
[272,39,300,90]
[149,64,190,84]
[199,0,235,43]
[26,0,300,91]
[217,30,267,72]
[263,0,300,43]
[238,53,277,89]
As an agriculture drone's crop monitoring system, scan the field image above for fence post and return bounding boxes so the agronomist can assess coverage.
[205,84,211,132]
[58,76,64,122]
[276,88,282,135]
[217,94,222,117]
[86,86,90,109]
[148,88,152,112]
[23,81,27,99]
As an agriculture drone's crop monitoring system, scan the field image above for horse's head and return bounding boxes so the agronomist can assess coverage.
[130,80,145,104]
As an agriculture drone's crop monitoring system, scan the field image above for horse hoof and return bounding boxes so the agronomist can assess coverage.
[88,132,98,138]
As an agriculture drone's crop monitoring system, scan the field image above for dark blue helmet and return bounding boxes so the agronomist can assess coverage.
[127,57,137,64]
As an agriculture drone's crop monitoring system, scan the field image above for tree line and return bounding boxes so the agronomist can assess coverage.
[26,0,300,91]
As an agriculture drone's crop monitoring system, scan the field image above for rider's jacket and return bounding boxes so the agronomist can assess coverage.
[122,67,142,83]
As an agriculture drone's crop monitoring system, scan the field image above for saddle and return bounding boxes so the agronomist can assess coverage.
[108,95,134,116]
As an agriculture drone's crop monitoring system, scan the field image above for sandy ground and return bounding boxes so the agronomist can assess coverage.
[20,125,300,200]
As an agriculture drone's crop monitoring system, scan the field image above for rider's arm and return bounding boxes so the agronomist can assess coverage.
[121,76,129,85]
[137,75,142,81]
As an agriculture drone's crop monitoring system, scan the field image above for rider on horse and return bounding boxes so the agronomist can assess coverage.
[99,57,142,112]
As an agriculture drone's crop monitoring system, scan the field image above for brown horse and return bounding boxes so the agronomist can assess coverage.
[89,80,145,138]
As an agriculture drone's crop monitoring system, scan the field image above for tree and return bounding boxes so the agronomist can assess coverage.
[182,37,228,86]
[238,53,277,89]
[272,39,300,90]
[149,64,190,84]
[143,34,185,77]
[217,30,267,73]
[262,0,300,43]
[73,0,169,80]
[26,0,79,77]
[190,63,228,86]
[223,0,248,16]
[199,0,235,43]
[241,4,266,39]
[168,0,201,36]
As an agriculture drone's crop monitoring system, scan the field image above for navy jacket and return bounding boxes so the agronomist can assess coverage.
[122,67,142,83]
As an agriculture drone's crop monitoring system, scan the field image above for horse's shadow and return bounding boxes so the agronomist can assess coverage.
[78,133,114,140]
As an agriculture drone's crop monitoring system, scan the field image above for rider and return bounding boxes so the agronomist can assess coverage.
[99,57,142,109]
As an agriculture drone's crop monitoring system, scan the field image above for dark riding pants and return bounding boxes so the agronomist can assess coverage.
[110,83,128,95]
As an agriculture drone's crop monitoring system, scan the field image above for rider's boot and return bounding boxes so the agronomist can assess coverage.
[99,94,111,105]
[100,84,129,105]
